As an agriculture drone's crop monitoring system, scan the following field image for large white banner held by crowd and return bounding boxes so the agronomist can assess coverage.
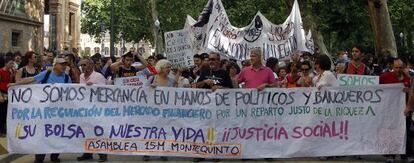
[7,84,405,158]
[164,0,314,63]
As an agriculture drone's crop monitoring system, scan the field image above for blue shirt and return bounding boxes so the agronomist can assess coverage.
[42,63,53,71]
[34,70,72,84]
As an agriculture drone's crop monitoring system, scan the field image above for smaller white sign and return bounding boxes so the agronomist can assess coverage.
[337,74,379,86]
[114,72,147,86]
[164,29,193,68]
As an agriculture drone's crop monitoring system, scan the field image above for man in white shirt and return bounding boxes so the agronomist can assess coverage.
[79,58,107,85]
[77,57,108,162]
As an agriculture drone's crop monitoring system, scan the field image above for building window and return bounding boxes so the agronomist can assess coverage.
[114,47,118,56]
[11,31,21,47]
[15,0,25,15]
[44,0,49,14]
[69,12,74,36]
[0,0,25,16]
[104,47,109,56]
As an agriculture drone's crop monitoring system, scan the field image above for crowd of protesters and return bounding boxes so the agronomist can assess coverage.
[0,44,414,163]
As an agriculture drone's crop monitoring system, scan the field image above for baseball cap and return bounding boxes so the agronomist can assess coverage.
[53,57,67,65]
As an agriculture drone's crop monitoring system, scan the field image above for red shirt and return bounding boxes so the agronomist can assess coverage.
[237,65,277,88]
[0,69,11,92]
[286,73,298,88]
[346,61,367,75]
[379,71,410,87]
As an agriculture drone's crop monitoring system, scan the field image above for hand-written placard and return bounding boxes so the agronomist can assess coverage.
[164,30,193,68]
[337,74,379,86]
[168,0,313,60]
[7,84,405,157]
[114,73,147,86]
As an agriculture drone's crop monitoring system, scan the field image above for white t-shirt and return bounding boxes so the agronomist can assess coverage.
[80,71,107,85]
[313,70,338,88]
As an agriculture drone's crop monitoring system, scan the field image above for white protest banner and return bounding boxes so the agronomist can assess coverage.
[8,84,405,158]
[164,29,193,67]
[337,74,379,86]
[114,73,147,86]
[165,0,313,61]
[305,30,315,54]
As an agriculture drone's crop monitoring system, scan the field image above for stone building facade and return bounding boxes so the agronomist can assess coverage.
[80,33,154,58]
[0,0,80,55]
[47,0,81,52]
[0,0,44,54]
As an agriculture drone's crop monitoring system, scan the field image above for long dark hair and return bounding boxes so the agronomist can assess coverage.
[266,57,278,72]
[18,51,36,69]
[226,61,241,74]
[0,56,14,68]
[315,54,332,71]
[66,53,77,66]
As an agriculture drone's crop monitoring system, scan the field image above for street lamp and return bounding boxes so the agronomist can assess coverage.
[155,19,160,55]
[155,19,160,29]
[399,32,405,56]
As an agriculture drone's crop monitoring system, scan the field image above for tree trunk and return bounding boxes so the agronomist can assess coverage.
[303,14,330,56]
[365,0,398,60]
[407,31,413,53]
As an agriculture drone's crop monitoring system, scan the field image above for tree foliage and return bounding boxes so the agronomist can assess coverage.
[81,0,153,43]
[81,0,414,55]
[388,0,414,55]
[156,0,206,32]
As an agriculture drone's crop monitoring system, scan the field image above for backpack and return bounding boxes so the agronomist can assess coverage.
[41,70,69,84]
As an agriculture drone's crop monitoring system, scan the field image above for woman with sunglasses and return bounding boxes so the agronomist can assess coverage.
[15,51,40,82]
[65,53,81,83]
[297,61,313,87]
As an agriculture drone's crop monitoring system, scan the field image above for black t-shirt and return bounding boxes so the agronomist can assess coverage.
[21,67,39,78]
[198,68,233,89]
[118,66,138,78]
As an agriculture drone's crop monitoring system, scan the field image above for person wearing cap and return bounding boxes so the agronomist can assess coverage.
[9,57,71,163]
[10,57,72,86]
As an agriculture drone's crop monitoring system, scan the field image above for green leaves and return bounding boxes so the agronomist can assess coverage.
[81,0,153,43]
[81,0,413,54]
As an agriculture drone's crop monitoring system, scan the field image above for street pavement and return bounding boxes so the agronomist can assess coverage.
[0,137,400,163]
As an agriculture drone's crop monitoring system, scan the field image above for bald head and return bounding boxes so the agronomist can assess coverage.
[392,58,404,76]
